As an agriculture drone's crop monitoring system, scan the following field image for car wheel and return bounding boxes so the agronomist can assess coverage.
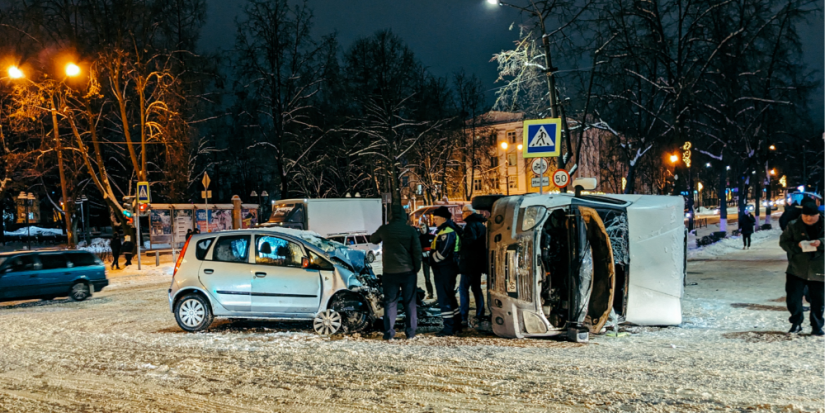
[366,251,375,263]
[69,282,91,301]
[174,294,213,332]
[313,309,343,336]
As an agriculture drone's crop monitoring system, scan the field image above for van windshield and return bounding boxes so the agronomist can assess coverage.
[268,204,305,224]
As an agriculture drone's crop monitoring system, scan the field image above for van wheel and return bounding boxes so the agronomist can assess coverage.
[69,282,91,301]
[175,294,213,332]
[366,251,376,263]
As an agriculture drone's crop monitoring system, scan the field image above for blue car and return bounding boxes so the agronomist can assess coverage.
[0,251,109,303]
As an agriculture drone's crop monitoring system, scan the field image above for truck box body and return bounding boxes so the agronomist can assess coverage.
[265,198,382,238]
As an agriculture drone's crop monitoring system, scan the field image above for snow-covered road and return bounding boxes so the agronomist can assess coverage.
[0,230,821,412]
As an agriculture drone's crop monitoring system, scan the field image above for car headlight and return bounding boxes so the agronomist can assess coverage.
[521,206,547,231]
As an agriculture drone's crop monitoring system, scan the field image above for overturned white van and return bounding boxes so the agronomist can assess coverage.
[473,189,686,342]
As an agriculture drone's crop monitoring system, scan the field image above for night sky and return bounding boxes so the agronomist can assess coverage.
[208,1,823,128]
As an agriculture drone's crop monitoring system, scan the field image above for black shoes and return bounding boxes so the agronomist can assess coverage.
[788,324,803,334]
[812,329,824,337]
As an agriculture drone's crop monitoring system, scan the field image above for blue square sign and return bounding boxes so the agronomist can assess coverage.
[522,118,561,158]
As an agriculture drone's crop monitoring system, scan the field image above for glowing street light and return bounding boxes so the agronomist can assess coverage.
[770,169,776,175]
[500,141,508,150]
[8,66,23,79]
[486,0,498,4]
[669,154,679,163]
[769,145,776,150]
[517,144,523,150]
[706,163,711,167]
[65,63,80,77]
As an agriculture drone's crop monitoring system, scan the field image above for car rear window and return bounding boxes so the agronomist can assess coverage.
[39,253,67,270]
[211,236,249,263]
[66,252,98,267]
[195,237,215,260]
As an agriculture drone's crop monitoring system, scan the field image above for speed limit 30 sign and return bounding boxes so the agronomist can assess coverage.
[552,169,570,188]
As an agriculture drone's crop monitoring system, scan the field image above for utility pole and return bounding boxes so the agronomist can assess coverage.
[50,95,74,248]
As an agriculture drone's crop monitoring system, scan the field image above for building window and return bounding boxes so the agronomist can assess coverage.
[507,130,517,144]
[473,178,483,192]
[509,177,517,189]
[508,153,517,167]
[401,176,409,187]
[490,156,499,168]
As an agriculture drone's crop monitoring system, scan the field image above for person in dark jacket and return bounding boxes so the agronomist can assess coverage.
[739,211,756,249]
[185,229,193,241]
[779,201,801,231]
[430,206,463,336]
[370,205,422,340]
[110,233,122,270]
[122,235,135,267]
[779,199,824,335]
[458,205,487,324]
[418,223,436,299]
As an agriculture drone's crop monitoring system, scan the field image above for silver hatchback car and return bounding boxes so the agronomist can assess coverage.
[168,228,383,335]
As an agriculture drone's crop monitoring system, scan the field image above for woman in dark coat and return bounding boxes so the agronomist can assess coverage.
[110,233,122,269]
[121,235,135,266]
[740,211,756,249]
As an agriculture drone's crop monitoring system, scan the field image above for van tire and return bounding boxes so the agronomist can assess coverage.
[69,282,91,301]
[366,251,376,263]
[174,293,213,332]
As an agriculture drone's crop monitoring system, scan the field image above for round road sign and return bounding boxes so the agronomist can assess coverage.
[531,158,548,175]
[552,169,570,188]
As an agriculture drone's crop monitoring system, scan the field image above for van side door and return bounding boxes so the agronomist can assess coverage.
[37,253,70,296]
[0,255,40,300]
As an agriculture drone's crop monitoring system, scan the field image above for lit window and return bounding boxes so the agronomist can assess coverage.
[473,178,483,191]
[507,130,517,144]
[508,153,517,167]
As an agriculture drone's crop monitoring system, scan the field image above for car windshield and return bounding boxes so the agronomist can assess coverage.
[299,234,343,253]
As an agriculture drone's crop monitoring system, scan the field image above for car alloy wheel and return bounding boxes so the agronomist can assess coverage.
[178,298,206,328]
[313,309,343,336]
[69,282,90,301]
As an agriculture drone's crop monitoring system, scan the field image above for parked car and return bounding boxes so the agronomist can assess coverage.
[0,250,108,303]
[327,232,381,263]
[168,227,384,335]
[473,181,686,342]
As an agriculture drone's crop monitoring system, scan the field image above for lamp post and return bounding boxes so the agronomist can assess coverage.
[251,190,270,223]
[75,195,88,243]
[18,192,34,250]
[9,62,82,248]
[500,141,511,196]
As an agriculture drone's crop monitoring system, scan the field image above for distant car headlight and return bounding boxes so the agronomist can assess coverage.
[685,213,692,218]
[521,206,547,231]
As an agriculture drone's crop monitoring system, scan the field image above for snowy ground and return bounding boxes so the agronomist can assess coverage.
[0,231,822,412]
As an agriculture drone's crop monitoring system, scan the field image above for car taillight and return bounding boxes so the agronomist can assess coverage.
[174,237,191,278]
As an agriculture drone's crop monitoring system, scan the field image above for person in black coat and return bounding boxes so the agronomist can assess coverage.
[122,235,135,266]
[740,211,756,249]
[110,233,122,269]
[779,202,801,231]
[370,205,422,340]
[458,205,487,324]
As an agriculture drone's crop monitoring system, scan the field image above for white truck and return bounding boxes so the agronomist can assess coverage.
[261,198,383,238]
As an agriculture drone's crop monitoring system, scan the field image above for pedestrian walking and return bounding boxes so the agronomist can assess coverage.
[185,228,193,241]
[458,205,487,325]
[429,206,462,337]
[369,205,422,341]
[122,235,135,267]
[418,223,436,299]
[110,233,122,270]
[779,199,824,336]
[740,211,756,249]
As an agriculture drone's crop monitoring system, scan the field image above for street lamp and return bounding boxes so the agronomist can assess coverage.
[517,144,523,150]
[769,145,776,150]
[669,154,679,163]
[65,63,80,77]
[18,191,35,250]
[75,195,89,243]
[500,141,508,150]
[251,190,270,222]
[7,66,23,79]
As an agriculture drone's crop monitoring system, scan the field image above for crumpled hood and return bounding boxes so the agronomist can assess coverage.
[328,247,366,274]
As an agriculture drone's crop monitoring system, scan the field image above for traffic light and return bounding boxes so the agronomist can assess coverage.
[122,196,135,226]
[139,203,148,214]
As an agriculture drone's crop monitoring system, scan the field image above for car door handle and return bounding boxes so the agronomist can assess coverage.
[204,269,214,274]
[255,272,267,278]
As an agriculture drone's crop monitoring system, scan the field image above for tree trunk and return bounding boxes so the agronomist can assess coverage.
[623,163,636,194]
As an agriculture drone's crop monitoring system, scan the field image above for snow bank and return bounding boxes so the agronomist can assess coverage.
[78,238,111,253]
[4,226,63,236]
[688,228,780,260]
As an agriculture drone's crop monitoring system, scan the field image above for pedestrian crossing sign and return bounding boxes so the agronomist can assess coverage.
[137,181,151,204]
[522,118,561,158]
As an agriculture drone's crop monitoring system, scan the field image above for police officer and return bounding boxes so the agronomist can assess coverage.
[430,206,462,337]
